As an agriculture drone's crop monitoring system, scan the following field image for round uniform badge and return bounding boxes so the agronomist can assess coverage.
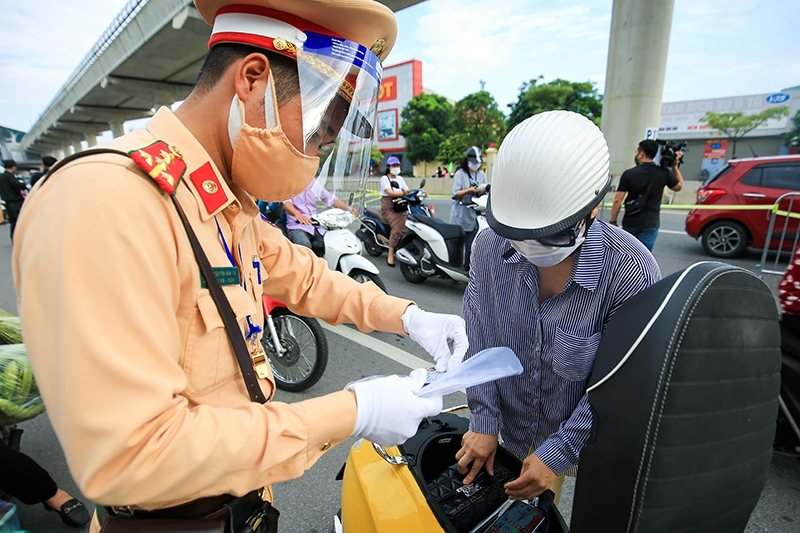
[202,180,218,194]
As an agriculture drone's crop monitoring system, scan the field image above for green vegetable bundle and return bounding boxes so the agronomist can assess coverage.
[0,344,45,425]
[0,317,23,345]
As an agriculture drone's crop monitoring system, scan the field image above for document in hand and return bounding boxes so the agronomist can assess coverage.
[416,347,522,398]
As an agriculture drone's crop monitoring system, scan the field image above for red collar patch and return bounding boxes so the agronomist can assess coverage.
[190,162,228,214]
[128,141,186,196]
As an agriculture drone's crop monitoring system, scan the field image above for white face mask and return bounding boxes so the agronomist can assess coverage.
[509,236,585,268]
[389,167,401,176]
[468,161,481,171]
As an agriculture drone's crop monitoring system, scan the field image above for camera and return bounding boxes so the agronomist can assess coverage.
[656,140,687,168]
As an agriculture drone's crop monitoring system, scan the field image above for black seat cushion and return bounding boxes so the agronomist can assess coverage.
[571,262,781,533]
[412,214,465,241]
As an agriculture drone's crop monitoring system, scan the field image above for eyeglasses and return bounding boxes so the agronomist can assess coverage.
[535,217,587,247]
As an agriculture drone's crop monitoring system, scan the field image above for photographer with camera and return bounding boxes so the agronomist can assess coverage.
[610,139,684,251]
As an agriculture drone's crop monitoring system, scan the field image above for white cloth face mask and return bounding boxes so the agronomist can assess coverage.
[389,167,402,176]
[509,236,585,268]
[468,161,481,171]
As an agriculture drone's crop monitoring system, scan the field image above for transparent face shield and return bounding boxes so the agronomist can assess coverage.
[295,32,382,214]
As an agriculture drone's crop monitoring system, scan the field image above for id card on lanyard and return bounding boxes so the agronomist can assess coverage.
[214,216,268,376]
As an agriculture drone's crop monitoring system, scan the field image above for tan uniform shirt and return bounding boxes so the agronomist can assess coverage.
[12,108,411,510]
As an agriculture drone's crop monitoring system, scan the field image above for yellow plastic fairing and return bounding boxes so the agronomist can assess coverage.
[341,439,443,533]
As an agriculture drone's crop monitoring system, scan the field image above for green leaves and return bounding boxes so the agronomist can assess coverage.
[507,77,603,130]
[700,106,790,157]
[399,93,455,164]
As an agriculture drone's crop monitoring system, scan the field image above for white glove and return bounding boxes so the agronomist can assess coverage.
[347,369,443,447]
[401,305,468,372]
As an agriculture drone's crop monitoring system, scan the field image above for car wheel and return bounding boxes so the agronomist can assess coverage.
[701,220,749,258]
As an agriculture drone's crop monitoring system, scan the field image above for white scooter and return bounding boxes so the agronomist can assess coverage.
[394,185,489,284]
[313,208,387,292]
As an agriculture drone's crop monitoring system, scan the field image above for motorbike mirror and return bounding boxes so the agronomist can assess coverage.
[419,178,426,189]
[348,192,354,205]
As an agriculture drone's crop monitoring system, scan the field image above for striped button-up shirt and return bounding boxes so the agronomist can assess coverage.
[464,220,661,475]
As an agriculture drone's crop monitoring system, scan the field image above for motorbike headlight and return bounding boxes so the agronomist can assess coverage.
[417,191,428,200]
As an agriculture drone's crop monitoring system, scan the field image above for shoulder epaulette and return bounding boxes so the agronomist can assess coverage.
[128,141,186,196]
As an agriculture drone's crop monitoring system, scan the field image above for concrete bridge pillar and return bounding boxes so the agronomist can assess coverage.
[85,134,98,147]
[601,0,675,181]
[110,122,125,138]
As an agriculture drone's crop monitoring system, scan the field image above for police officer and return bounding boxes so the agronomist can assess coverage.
[12,1,466,530]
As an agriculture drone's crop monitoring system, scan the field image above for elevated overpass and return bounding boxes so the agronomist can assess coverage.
[21,0,423,156]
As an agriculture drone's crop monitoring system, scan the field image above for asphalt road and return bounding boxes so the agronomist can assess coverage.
[1,198,798,532]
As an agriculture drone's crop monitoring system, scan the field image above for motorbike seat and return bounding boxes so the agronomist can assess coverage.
[366,206,388,225]
[571,262,781,533]
[411,214,465,241]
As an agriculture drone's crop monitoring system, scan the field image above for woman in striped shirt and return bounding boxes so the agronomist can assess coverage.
[456,111,661,505]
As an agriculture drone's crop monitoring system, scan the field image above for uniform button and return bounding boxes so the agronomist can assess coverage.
[320,441,331,451]
[228,203,239,213]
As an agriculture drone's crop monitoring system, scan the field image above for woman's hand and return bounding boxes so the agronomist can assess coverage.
[503,452,557,500]
[455,430,498,484]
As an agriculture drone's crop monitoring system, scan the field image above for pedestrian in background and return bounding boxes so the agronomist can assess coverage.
[380,155,410,267]
[450,146,487,269]
[609,140,683,251]
[0,439,90,528]
[29,156,57,188]
[0,160,26,242]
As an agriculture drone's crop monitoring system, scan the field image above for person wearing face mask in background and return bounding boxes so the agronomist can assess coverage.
[12,1,467,531]
[455,111,661,506]
[450,146,487,270]
[380,156,411,267]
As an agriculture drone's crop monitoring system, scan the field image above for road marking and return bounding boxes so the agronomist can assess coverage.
[319,322,430,370]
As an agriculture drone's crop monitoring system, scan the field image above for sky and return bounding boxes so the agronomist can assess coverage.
[1,0,799,134]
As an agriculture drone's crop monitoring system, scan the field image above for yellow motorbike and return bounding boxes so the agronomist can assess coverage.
[336,405,567,533]
[334,262,784,533]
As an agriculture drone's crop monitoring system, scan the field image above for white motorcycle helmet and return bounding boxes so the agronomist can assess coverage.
[486,110,611,241]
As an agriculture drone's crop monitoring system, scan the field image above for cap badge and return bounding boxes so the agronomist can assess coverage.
[128,141,186,196]
[370,38,385,57]
[273,37,297,55]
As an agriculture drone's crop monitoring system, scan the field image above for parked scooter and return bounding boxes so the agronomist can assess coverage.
[313,208,386,292]
[261,295,328,392]
[356,179,433,258]
[395,214,469,284]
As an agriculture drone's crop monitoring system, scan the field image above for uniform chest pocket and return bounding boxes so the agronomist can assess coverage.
[551,327,602,382]
[185,286,257,396]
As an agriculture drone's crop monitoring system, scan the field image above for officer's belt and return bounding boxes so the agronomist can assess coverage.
[105,493,234,520]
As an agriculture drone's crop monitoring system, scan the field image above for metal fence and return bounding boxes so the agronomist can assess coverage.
[758,192,800,278]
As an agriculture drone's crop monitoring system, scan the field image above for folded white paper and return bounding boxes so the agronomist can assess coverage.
[416,347,523,398]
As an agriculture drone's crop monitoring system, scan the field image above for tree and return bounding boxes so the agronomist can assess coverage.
[700,106,790,158]
[507,77,603,130]
[370,143,383,167]
[399,93,454,164]
[437,133,473,166]
[783,109,800,151]
[453,91,507,150]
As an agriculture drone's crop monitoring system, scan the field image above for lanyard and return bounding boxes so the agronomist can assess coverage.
[213,216,262,341]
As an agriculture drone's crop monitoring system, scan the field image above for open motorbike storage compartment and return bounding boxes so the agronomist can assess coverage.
[570,262,781,532]
[399,412,569,533]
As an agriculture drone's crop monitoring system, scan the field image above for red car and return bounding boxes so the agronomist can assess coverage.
[685,155,800,258]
